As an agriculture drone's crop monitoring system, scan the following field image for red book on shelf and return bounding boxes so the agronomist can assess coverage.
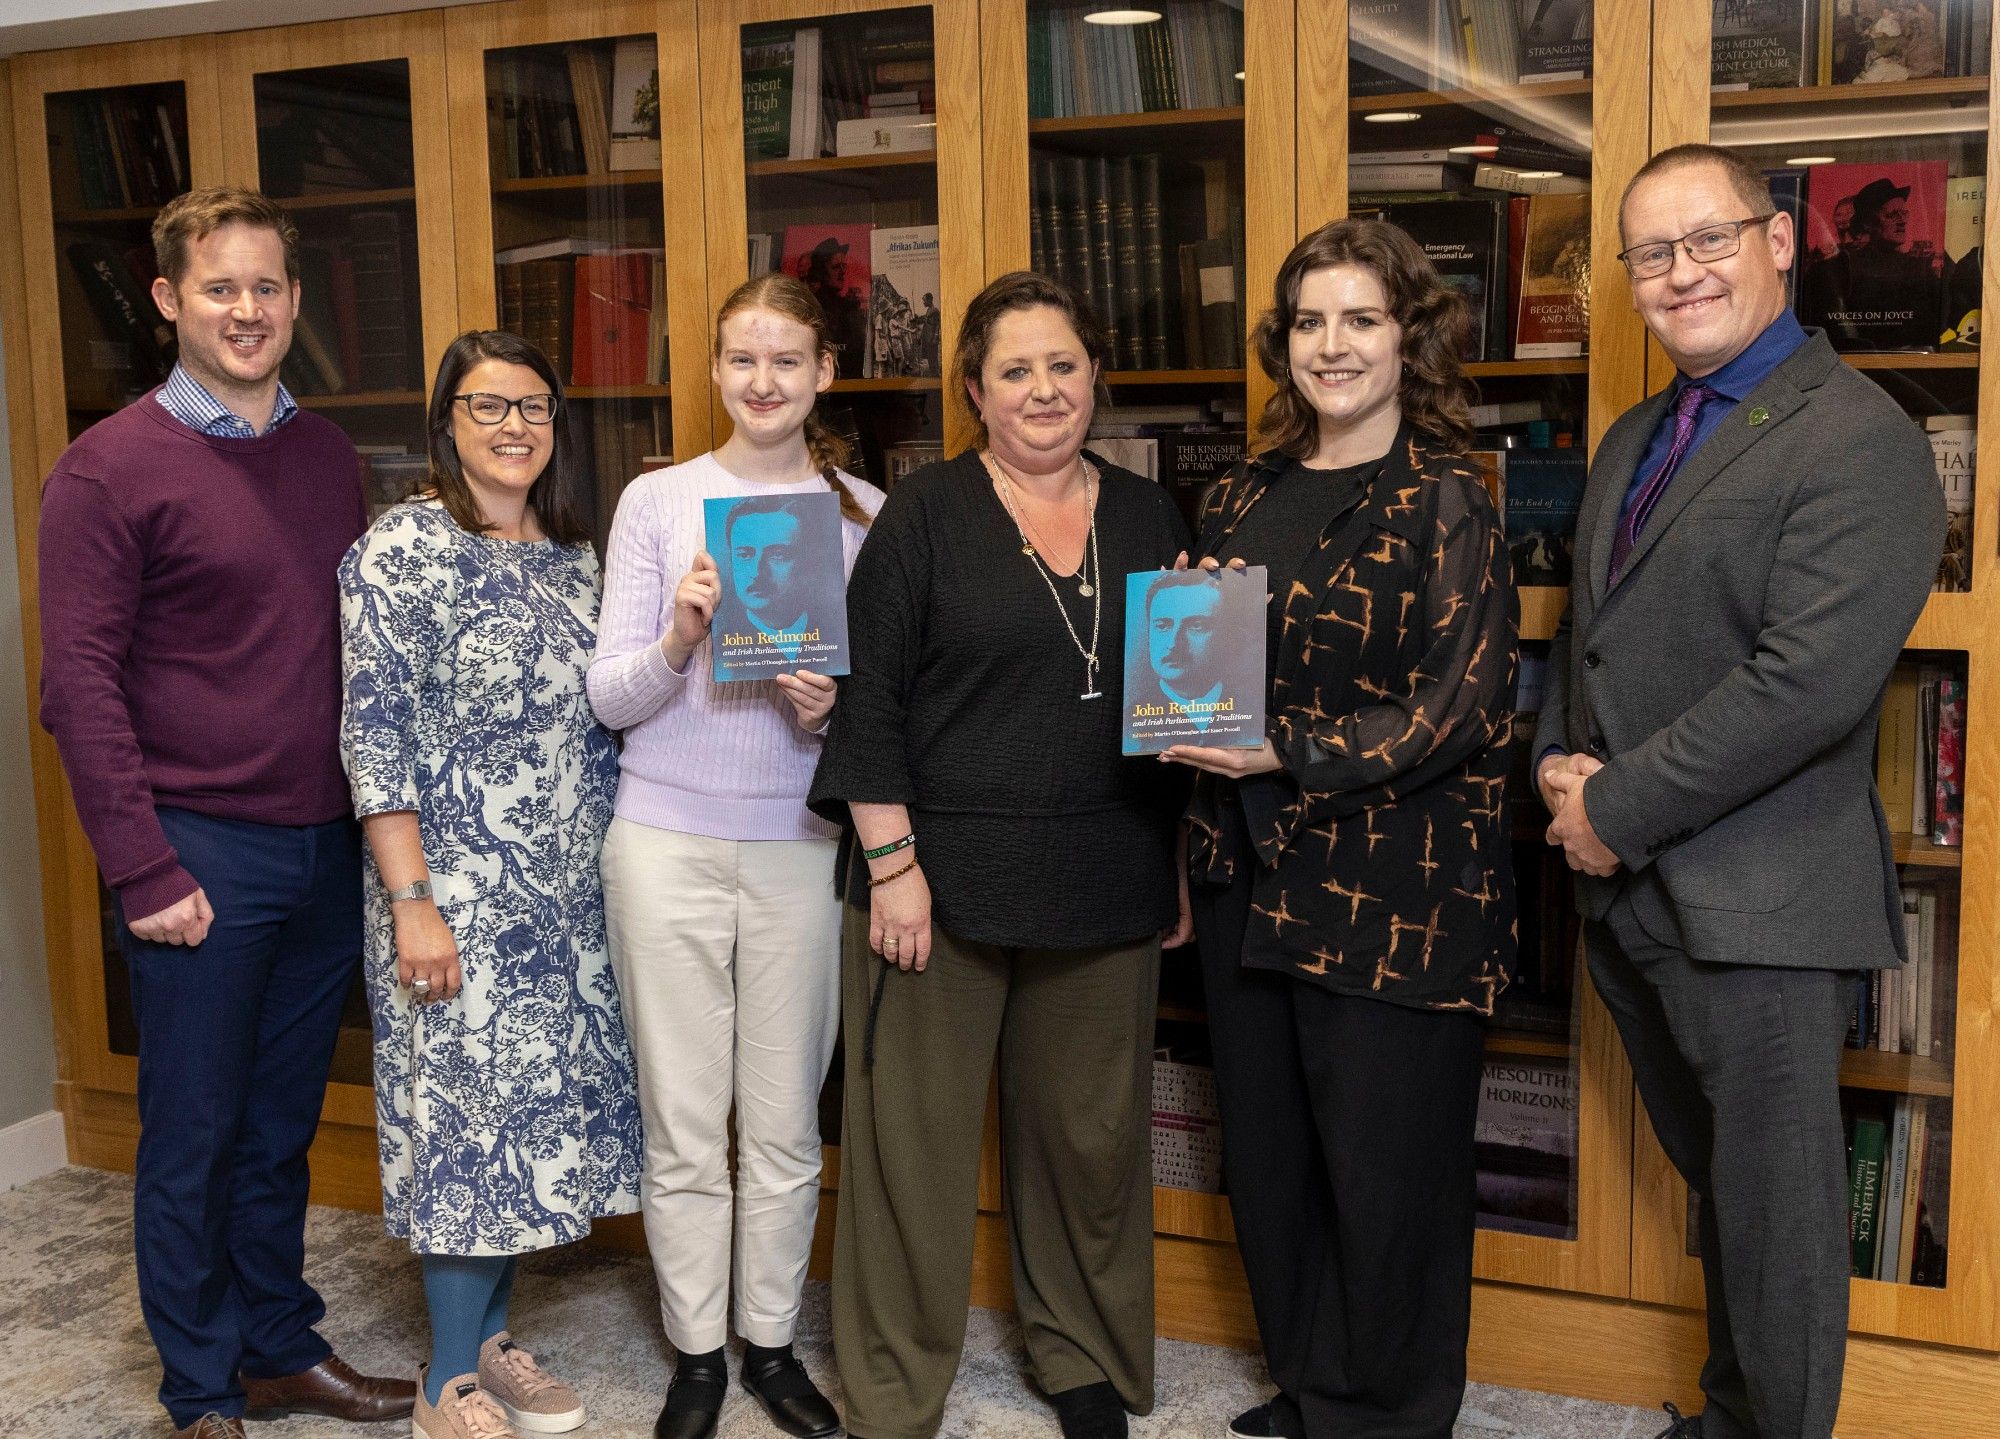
[330,253,363,390]
[569,250,655,387]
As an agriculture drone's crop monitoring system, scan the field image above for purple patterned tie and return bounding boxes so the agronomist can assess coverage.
[1608,383,1713,587]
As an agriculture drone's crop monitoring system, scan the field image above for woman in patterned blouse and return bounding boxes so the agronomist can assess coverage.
[339,331,642,1439]
[1161,219,1519,1439]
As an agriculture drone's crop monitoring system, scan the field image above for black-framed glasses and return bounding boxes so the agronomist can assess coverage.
[1617,215,1775,280]
[454,392,559,425]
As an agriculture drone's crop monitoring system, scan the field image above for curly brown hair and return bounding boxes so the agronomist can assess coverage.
[950,270,1112,453]
[1250,218,1477,458]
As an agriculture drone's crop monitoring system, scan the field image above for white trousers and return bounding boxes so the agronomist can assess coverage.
[601,818,842,1351]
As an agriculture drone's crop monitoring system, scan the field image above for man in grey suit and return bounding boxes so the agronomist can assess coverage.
[1534,143,1945,1439]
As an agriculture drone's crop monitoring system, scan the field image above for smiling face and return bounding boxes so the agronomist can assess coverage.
[450,359,554,515]
[1621,159,1794,379]
[1288,264,1406,457]
[150,220,297,403]
[967,304,1099,473]
[1148,579,1222,695]
[728,507,805,625]
[713,305,833,449]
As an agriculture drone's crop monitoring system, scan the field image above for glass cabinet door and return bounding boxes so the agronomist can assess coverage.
[446,0,711,554]
[1298,0,1656,1299]
[11,38,224,1096]
[704,0,986,490]
[1631,0,1996,1349]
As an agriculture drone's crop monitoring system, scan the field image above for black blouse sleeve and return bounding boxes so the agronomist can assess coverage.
[807,469,935,823]
[1273,475,1517,820]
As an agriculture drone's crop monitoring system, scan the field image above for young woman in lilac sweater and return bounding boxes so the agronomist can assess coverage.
[586,275,882,1439]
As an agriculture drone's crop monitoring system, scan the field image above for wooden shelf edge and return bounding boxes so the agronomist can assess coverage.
[1839,1046,1954,1098]
[568,384,671,399]
[1468,358,1591,377]
[748,150,935,177]
[1711,75,1990,110]
[493,169,664,194]
[1893,833,1963,869]
[1106,368,1245,386]
[1153,1185,1234,1242]
[1843,352,1979,371]
[274,186,416,211]
[297,390,425,409]
[828,376,941,392]
[54,205,163,224]
[1031,105,1245,134]
[1349,78,1593,113]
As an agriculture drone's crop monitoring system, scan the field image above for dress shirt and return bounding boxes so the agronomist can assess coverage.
[156,363,299,438]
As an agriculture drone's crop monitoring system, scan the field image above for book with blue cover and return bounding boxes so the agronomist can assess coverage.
[703,491,851,681]
[1121,566,1267,755]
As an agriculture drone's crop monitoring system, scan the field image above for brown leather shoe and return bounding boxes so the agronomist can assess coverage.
[241,1353,416,1422]
[171,1416,245,1438]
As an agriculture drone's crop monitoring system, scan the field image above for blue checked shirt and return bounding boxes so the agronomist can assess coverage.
[155,363,299,438]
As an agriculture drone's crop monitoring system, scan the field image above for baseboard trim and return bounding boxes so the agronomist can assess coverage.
[0,1108,67,1190]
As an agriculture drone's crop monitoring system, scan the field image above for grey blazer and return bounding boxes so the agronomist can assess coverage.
[1532,329,1945,970]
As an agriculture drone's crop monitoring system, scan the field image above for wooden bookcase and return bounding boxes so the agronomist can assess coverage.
[4,0,2000,1430]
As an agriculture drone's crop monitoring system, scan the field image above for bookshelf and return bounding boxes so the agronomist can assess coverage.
[3,0,2000,1428]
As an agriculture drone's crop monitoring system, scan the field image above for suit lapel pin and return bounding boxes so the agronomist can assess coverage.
[1747,405,1770,427]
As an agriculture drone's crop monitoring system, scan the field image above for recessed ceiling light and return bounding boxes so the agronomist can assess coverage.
[1083,8,1161,23]
[1786,155,1838,166]
[1448,143,1500,154]
[1515,169,1563,179]
[1363,111,1422,123]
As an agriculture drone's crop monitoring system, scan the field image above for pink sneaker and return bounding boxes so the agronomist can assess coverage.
[413,1367,516,1439]
[478,1333,586,1434]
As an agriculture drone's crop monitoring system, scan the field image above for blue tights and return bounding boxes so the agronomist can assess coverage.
[420,1254,518,1405]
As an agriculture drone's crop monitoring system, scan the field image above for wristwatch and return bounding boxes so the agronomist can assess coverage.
[386,879,433,903]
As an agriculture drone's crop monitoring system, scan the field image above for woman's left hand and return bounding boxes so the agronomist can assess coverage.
[1160,739,1283,777]
[775,670,837,731]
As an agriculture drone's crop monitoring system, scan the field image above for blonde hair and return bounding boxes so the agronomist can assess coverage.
[714,274,869,526]
[151,187,300,289]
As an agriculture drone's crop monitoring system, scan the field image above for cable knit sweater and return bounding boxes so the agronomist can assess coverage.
[587,451,884,841]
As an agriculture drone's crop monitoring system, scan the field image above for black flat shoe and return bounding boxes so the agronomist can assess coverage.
[1227,1400,1282,1438]
[1652,1403,1703,1439]
[741,1349,841,1438]
[655,1355,728,1439]
[1049,1380,1127,1439]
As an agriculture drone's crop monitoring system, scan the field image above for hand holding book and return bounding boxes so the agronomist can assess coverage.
[662,550,722,673]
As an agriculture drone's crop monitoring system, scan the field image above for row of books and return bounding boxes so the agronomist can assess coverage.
[1352,188,1592,362]
[749,224,942,380]
[1847,882,1956,1058]
[1353,0,1593,96]
[1846,1094,1949,1287]
[743,20,935,162]
[1775,163,1983,354]
[1475,1054,1577,1240]
[1876,659,1967,849]
[1026,1,1245,120]
[54,87,188,211]
[1080,410,1248,534]
[253,69,414,196]
[284,216,423,397]
[1029,151,1247,371]
[488,39,661,181]
[1716,0,1992,90]
[494,238,671,389]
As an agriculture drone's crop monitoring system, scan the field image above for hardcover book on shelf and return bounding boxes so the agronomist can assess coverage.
[570,250,657,388]
[703,491,852,681]
[865,226,941,379]
[1797,161,1946,352]
[344,211,420,392]
[789,26,824,160]
[1475,1056,1577,1240]
[1932,674,1964,846]
[1503,448,1585,585]
[1765,168,1807,308]
[564,46,612,174]
[65,240,174,389]
[1351,0,1443,97]
[1516,0,1592,80]
[1848,1106,1888,1279]
[1156,430,1248,536]
[1385,199,1503,360]
[743,34,795,160]
[1121,566,1267,754]
[781,224,871,378]
[607,36,662,170]
[833,113,935,156]
[1513,192,1591,358]
[1829,0,1979,84]
[1941,175,1983,350]
[1925,416,1974,592]
[1711,0,1815,88]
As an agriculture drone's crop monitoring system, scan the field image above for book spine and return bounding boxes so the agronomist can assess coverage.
[1137,155,1170,368]
[1877,1098,1911,1280]
[1933,676,1966,845]
[1848,1112,1887,1278]
[1112,156,1144,369]
[1090,155,1118,356]
[1061,156,1097,315]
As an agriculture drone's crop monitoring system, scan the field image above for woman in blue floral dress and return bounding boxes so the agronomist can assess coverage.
[339,330,641,1439]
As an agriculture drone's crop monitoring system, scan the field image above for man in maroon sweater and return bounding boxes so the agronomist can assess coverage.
[38,189,412,1439]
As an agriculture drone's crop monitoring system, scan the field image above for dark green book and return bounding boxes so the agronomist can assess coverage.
[1849,1111,1888,1279]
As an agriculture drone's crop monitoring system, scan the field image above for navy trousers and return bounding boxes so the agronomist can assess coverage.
[119,806,362,1426]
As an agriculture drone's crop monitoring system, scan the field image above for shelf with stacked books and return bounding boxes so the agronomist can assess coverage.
[723,2,963,492]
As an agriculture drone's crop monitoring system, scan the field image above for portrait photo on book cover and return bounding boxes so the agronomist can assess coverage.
[1121,565,1267,755]
[1797,161,1947,351]
[703,491,851,681]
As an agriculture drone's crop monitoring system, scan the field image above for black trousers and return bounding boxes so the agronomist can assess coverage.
[1192,864,1486,1439]
[1588,880,1852,1439]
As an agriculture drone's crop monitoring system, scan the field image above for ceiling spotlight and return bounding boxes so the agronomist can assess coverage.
[1448,143,1501,154]
[1363,111,1422,123]
[1785,155,1838,166]
[1083,8,1161,23]
[1515,169,1563,179]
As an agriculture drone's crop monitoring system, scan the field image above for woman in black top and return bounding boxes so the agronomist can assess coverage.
[1163,219,1518,1439]
[809,272,1188,1439]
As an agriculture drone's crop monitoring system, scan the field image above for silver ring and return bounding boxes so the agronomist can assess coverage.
[411,978,432,994]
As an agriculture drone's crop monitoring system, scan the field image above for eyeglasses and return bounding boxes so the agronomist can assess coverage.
[454,392,559,425]
[1617,215,1775,280]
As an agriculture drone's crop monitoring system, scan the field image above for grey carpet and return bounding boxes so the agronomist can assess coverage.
[1,1168,1665,1437]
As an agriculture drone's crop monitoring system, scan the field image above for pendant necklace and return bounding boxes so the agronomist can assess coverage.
[986,452,1104,700]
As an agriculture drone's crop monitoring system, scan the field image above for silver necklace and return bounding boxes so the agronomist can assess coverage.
[986,452,1104,701]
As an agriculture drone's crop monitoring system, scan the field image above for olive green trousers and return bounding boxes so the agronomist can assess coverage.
[830,906,1161,1439]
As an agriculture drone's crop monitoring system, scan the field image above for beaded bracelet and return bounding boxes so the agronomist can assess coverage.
[862,833,916,861]
[867,857,920,889]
